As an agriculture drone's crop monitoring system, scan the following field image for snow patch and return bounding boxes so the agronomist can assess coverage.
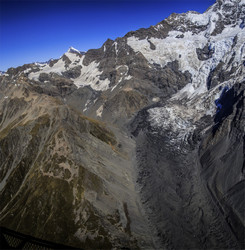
[34,62,47,67]
[73,60,110,91]
[68,46,81,54]
[186,12,209,26]
[64,51,81,64]
[152,97,160,102]
[29,54,111,91]
[124,75,132,81]
[111,84,118,92]
[127,34,204,75]
[23,68,32,74]
[29,59,66,80]
[96,105,103,117]
[113,42,119,55]
[239,0,245,5]
[83,99,90,112]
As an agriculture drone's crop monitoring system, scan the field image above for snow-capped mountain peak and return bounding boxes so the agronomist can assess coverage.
[67,46,82,54]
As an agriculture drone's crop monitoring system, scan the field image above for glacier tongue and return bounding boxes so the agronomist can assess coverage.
[148,103,197,147]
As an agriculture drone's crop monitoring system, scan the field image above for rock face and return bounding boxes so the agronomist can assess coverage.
[0,0,244,249]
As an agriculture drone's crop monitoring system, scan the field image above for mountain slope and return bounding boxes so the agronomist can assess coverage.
[0,79,153,248]
[0,0,244,249]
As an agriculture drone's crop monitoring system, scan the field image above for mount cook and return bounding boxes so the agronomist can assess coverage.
[0,0,244,249]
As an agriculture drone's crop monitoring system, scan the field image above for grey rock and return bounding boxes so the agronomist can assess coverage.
[62,65,82,79]
[49,59,59,67]
[207,62,237,90]
[38,72,50,82]
[196,44,215,61]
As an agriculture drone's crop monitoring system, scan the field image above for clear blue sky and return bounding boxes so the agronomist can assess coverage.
[0,0,215,71]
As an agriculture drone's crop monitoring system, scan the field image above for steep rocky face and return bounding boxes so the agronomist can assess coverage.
[131,80,244,249]
[0,79,153,248]
[0,0,244,249]
[199,82,245,247]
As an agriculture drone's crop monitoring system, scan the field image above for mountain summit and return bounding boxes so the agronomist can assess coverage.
[0,0,244,249]
[68,46,85,55]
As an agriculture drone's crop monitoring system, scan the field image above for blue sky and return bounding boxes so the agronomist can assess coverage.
[0,0,215,71]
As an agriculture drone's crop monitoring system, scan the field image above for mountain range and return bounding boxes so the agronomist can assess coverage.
[0,0,244,249]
